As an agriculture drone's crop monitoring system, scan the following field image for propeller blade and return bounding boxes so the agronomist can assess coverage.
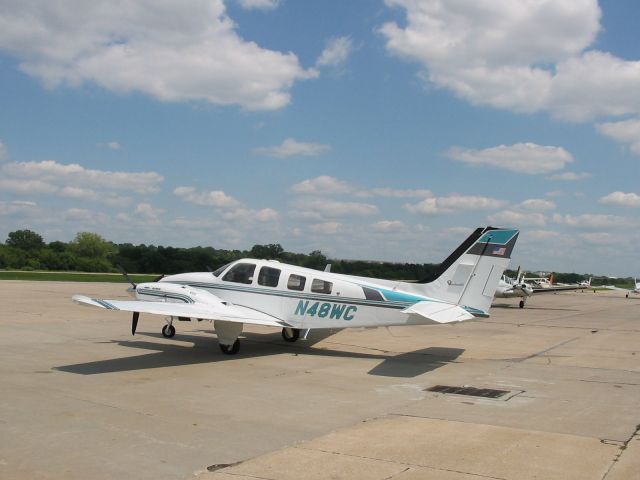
[116,264,137,289]
[132,312,139,335]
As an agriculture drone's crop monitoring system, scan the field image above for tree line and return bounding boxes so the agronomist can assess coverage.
[0,229,440,280]
[0,229,630,285]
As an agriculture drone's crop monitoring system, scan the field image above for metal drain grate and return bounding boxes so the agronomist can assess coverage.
[426,385,510,399]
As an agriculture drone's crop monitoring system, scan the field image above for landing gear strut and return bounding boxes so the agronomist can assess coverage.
[219,339,240,355]
[281,327,300,342]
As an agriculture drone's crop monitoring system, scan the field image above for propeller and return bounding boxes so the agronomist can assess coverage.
[116,264,137,292]
[131,311,139,335]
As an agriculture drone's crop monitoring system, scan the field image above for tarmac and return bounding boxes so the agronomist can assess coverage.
[0,280,638,480]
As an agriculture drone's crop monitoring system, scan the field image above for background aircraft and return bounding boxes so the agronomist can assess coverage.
[74,226,519,354]
[494,269,590,308]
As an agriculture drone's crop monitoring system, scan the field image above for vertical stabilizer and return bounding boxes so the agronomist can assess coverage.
[408,227,519,315]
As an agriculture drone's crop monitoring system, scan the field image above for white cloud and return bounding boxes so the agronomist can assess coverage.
[367,187,432,198]
[290,176,354,195]
[0,0,316,111]
[223,208,279,223]
[2,160,163,193]
[290,176,432,198]
[447,143,573,175]
[0,140,6,162]
[488,210,547,227]
[174,186,241,208]
[309,222,341,235]
[599,191,640,208]
[253,138,330,158]
[546,171,591,181]
[107,141,120,150]
[553,213,630,228]
[0,178,58,195]
[0,200,39,216]
[578,232,614,245]
[372,220,407,233]
[291,198,378,220]
[236,0,280,10]
[596,119,640,154]
[316,36,354,68]
[518,199,556,212]
[405,194,506,215]
[381,0,640,122]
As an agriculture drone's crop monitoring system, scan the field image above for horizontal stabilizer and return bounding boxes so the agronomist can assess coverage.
[72,294,289,327]
[401,301,476,324]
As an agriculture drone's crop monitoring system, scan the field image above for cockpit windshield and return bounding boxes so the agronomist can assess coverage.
[212,262,232,277]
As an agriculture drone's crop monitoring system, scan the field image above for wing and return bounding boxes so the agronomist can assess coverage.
[72,294,291,328]
[402,301,476,324]
[531,285,587,293]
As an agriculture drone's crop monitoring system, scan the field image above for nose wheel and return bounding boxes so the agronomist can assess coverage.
[219,339,240,355]
[162,324,176,338]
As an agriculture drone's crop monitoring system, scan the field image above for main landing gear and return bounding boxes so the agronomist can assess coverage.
[281,327,300,342]
[162,317,176,338]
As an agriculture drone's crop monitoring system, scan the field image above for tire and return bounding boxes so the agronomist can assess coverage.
[281,327,300,342]
[219,339,240,355]
[162,324,176,338]
[519,300,525,309]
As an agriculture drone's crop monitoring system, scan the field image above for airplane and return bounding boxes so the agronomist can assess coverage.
[625,279,639,298]
[73,226,519,355]
[494,270,591,308]
[494,269,533,309]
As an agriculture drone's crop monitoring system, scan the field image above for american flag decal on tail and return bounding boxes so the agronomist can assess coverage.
[492,247,506,256]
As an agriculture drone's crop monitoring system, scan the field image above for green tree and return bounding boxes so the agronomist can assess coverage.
[68,232,117,272]
[250,244,284,259]
[5,229,45,251]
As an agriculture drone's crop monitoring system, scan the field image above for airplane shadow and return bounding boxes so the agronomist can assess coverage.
[54,329,464,379]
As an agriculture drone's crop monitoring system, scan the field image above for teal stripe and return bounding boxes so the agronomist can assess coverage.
[478,229,518,245]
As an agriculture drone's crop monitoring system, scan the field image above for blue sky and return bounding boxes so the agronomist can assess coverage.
[0,0,638,276]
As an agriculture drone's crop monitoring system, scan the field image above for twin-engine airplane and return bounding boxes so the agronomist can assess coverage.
[73,226,519,354]
[494,269,591,308]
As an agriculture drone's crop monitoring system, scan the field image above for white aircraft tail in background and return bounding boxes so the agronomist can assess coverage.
[73,226,519,354]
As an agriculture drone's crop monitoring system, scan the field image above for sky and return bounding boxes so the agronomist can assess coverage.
[0,0,638,276]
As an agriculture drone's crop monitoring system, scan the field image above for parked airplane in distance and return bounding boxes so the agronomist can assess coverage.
[494,270,591,308]
[73,226,519,354]
[494,268,533,308]
[626,279,639,298]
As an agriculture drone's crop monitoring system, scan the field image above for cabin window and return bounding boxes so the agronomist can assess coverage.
[287,274,306,291]
[362,286,384,301]
[311,278,333,294]
[222,263,256,284]
[258,266,281,287]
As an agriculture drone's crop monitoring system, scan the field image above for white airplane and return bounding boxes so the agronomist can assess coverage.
[494,270,591,308]
[494,269,533,308]
[625,279,639,298]
[73,226,519,355]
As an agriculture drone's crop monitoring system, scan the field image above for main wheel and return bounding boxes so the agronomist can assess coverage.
[219,339,240,355]
[162,324,176,338]
[519,300,525,309]
[281,327,300,342]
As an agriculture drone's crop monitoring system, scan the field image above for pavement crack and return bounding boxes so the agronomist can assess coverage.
[295,446,508,480]
[601,424,640,480]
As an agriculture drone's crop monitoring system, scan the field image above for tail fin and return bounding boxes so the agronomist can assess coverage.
[412,226,519,315]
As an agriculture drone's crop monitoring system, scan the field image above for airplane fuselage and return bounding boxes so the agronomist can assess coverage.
[156,259,441,329]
